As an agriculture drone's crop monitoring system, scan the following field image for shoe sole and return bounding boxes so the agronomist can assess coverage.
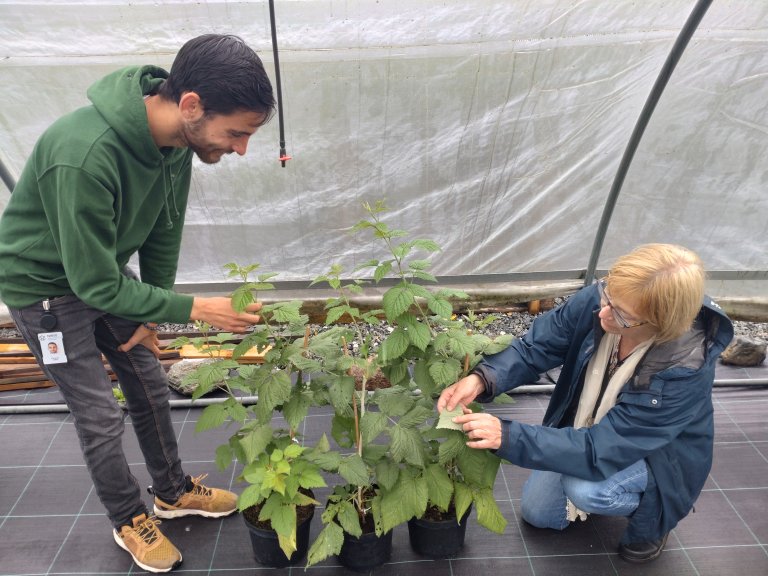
[113,530,182,573]
[153,504,237,519]
[618,534,668,564]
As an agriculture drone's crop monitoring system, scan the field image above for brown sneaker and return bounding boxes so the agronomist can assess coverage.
[153,473,238,519]
[113,513,182,573]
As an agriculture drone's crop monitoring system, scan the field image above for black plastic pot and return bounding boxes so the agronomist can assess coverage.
[337,528,393,572]
[407,505,471,558]
[244,506,314,568]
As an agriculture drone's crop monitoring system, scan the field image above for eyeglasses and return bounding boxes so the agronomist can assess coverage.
[596,278,648,329]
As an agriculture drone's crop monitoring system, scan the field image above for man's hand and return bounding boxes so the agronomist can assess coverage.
[119,324,162,357]
[453,409,502,450]
[436,374,485,413]
[190,296,262,333]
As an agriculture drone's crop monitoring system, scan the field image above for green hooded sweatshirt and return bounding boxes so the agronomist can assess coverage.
[0,65,194,323]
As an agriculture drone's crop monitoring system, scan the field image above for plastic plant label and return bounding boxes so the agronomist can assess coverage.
[436,405,465,431]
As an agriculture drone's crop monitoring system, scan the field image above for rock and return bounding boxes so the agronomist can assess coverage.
[720,336,767,367]
[167,358,226,396]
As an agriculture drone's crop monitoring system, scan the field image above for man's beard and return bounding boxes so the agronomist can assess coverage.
[182,118,230,164]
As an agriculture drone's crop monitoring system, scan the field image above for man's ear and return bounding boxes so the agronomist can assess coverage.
[179,92,204,122]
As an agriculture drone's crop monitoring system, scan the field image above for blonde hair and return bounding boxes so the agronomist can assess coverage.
[607,244,705,343]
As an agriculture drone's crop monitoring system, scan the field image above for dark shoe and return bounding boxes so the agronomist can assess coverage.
[618,532,669,563]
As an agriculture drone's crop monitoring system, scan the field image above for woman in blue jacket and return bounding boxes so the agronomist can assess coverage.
[438,244,733,563]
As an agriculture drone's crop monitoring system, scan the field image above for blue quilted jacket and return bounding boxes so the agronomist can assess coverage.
[472,283,733,543]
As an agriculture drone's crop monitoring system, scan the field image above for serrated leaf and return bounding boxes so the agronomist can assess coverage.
[474,487,507,534]
[360,411,388,444]
[424,463,453,511]
[382,285,414,321]
[338,454,370,485]
[436,406,464,431]
[307,520,344,567]
[484,334,515,355]
[374,260,393,282]
[380,327,409,362]
[405,319,431,351]
[215,443,233,471]
[438,431,465,465]
[230,285,255,312]
[375,459,400,491]
[282,389,312,429]
[325,305,350,325]
[239,424,274,464]
[379,470,428,533]
[412,239,441,253]
[237,483,264,511]
[255,369,292,421]
[195,403,227,432]
[427,297,453,319]
[298,468,326,490]
[454,482,474,522]
[428,357,462,388]
[337,500,363,536]
[391,425,424,467]
[412,270,437,283]
[377,389,414,418]
[398,405,433,429]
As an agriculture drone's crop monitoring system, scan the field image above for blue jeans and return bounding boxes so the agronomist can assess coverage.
[11,295,188,529]
[520,459,648,530]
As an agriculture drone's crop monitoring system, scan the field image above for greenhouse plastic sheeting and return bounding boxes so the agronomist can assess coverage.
[1,1,767,296]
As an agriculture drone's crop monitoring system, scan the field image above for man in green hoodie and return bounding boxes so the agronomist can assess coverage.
[0,34,275,573]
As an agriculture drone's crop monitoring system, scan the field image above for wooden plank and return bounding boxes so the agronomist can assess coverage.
[178,344,269,364]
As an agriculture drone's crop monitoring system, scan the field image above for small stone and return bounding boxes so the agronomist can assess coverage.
[720,336,767,367]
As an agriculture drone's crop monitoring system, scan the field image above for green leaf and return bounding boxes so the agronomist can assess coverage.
[195,403,227,432]
[376,389,414,418]
[230,284,255,312]
[298,468,327,490]
[428,357,462,388]
[379,470,428,533]
[338,454,370,485]
[438,431,465,465]
[307,521,344,567]
[427,296,453,319]
[375,459,400,491]
[436,406,464,431]
[336,500,363,536]
[412,239,441,253]
[254,369,292,422]
[424,464,453,511]
[398,405,434,429]
[360,411,388,444]
[382,285,414,321]
[239,424,274,464]
[215,443,233,472]
[454,482,474,523]
[404,319,431,351]
[282,389,312,429]
[374,260,393,283]
[237,483,264,511]
[484,334,515,355]
[391,425,425,467]
[412,270,437,283]
[474,487,507,534]
[325,305,350,325]
[380,328,409,362]
[407,259,431,271]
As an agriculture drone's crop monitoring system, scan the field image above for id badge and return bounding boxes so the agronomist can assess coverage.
[39,331,68,365]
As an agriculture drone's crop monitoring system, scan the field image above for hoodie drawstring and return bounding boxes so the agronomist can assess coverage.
[161,158,180,229]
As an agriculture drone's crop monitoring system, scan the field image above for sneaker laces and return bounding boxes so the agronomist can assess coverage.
[133,516,163,546]
[188,473,213,498]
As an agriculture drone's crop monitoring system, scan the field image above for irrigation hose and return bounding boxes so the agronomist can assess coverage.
[268,0,290,167]
[584,0,714,286]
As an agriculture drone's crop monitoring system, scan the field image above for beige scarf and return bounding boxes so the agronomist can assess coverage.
[566,332,655,522]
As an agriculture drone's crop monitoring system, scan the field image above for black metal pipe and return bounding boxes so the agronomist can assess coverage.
[0,155,16,192]
[268,0,290,167]
[584,0,714,286]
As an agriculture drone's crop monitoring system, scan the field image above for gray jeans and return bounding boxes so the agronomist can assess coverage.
[11,295,187,528]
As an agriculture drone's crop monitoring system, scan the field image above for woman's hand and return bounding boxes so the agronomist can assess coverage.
[437,374,485,413]
[453,409,502,450]
[119,324,162,357]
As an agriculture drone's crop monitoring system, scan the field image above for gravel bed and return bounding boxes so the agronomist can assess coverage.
[2,299,766,344]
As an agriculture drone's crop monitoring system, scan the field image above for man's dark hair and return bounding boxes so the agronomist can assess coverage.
[158,34,275,125]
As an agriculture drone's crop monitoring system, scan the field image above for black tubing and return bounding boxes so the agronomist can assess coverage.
[268,0,289,167]
[0,155,16,192]
[584,0,714,286]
